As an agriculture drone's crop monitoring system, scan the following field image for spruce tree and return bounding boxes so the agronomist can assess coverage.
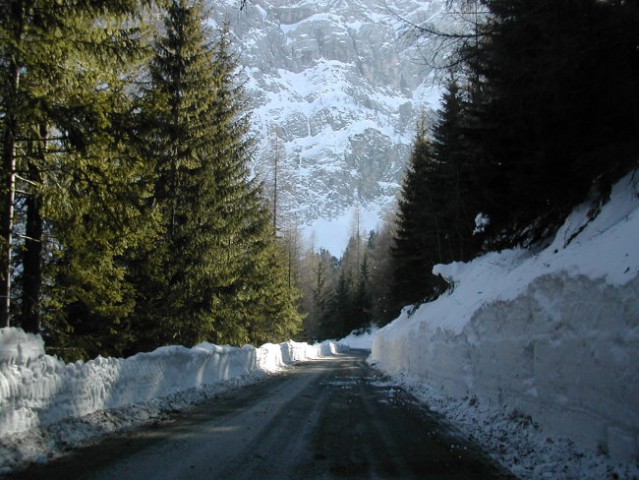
[221,234,304,346]
[366,222,398,326]
[392,119,449,310]
[431,77,478,262]
[135,2,304,349]
[390,81,479,314]
[40,6,152,359]
[463,0,639,247]
[207,38,305,344]
[0,0,152,339]
[134,0,225,347]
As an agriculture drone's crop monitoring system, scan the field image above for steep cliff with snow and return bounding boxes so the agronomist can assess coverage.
[370,172,639,471]
[209,0,456,252]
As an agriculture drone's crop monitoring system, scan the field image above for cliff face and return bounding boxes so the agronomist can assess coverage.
[210,0,451,251]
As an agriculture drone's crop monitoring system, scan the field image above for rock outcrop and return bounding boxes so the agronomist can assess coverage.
[210,0,453,251]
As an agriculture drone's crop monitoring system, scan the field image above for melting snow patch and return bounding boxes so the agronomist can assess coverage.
[397,376,639,480]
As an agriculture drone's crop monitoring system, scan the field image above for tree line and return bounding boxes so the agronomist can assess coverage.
[298,0,639,337]
[390,0,639,314]
[3,0,637,354]
[0,0,304,360]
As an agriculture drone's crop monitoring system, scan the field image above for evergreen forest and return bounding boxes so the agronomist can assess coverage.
[0,0,303,359]
[1,0,638,357]
[301,0,639,337]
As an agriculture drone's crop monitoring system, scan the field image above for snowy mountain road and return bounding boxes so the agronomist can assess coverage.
[5,351,514,479]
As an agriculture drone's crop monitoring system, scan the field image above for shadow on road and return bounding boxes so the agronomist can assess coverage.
[3,350,516,479]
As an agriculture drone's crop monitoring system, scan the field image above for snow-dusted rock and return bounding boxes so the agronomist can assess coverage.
[209,0,454,252]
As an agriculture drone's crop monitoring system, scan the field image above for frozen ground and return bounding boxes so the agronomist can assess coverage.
[370,171,639,479]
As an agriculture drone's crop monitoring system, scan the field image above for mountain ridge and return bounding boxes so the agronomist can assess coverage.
[210,0,452,254]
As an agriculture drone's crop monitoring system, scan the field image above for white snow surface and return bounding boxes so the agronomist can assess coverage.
[2,173,638,478]
[0,334,344,473]
[338,327,378,351]
[370,172,639,479]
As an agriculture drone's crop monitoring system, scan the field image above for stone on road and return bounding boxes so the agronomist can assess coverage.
[5,350,515,479]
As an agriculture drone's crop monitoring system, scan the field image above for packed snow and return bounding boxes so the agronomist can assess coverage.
[338,327,378,351]
[1,174,638,478]
[370,171,639,479]
[0,333,343,474]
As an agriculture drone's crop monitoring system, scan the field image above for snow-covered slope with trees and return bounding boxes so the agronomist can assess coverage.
[370,172,639,475]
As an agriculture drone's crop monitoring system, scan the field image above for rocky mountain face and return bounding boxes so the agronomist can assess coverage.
[210,0,452,253]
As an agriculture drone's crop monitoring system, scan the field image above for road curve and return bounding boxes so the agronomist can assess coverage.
[5,350,515,479]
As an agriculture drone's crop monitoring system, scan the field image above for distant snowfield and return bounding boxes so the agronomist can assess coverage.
[304,202,390,255]
[370,171,639,479]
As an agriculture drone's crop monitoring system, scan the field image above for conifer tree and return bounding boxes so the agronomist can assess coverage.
[392,119,449,310]
[135,1,304,349]
[321,269,352,340]
[39,5,154,358]
[366,222,397,326]
[431,77,478,261]
[220,234,304,346]
[299,247,338,341]
[0,0,152,337]
[351,253,372,333]
[390,81,478,313]
[463,0,639,247]
[134,0,227,347]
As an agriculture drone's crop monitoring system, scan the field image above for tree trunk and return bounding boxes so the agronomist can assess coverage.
[21,155,44,334]
[0,66,19,328]
[1,0,25,328]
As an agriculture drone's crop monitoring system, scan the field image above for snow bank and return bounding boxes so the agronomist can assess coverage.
[0,333,343,441]
[371,172,639,470]
[338,327,378,350]
[0,328,45,365]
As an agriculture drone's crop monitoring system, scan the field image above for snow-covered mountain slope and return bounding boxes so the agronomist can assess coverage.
[209,0,455,253]
[370,172,639,477]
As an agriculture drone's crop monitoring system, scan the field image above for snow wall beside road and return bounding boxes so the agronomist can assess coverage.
[0,331,342,438]
[371,172,639,462]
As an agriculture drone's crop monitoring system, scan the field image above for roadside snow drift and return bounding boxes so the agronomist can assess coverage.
[0,331,341,441]
[371,172,639,464]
